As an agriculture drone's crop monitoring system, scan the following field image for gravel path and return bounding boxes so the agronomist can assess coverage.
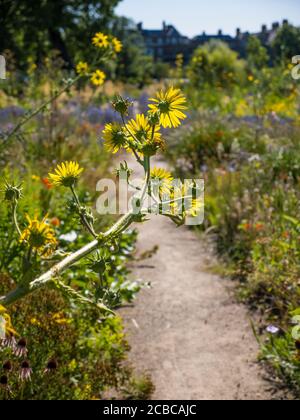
[119,156,276,400]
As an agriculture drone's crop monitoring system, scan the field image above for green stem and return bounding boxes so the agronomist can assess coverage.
[140,156,151,199]
[0,211,134,307]
[121,115,144,167]
[151,124,156,140]
[27,246,33,264]
[70,185,97,238]
[132,149,144,167]
[12,200,21,237]
[5,76,82,142]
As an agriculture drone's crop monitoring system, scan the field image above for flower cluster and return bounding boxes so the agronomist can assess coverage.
[75,32,123,87]
[0,88,196,371]
[100,88,202,224]
[0,352,58,394]
[102,87,187,156]
[92,33,123,53]
[1,321,58,392]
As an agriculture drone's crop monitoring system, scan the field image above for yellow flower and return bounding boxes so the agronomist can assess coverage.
[92,32,109,49]
[31,175,41,182]
[180,183,203,218]
[126,114,161,143]
[185,198,203,218]
[20,215,57,257]
[126,114,166,156]
[149,87,187,128]
[0,305,17,337]
[76,61,89,75]
[30,317,42,327]
[90,70,106,86]
[176,53,184,68]
[51,312,71,325]
[28,63,37,74]
[68,359,77,371]
[112,37,123,53]
[151,167,174,195]
[235,99,248,117]
[102,123,128,153]
[49,161,84,187]
[165,182,203,218]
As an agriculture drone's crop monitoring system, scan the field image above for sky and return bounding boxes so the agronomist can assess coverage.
[116,0,300,37]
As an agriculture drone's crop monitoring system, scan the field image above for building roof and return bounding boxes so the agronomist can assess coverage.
[137,20,293,62]
[193,34,233,42]
[139,22,185,38]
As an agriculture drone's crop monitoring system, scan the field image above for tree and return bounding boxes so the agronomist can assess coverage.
[272,24,300,63]
[111,17,155,86]
[188,41,245,89]
[0,0,121,69]
[246,36,269,70]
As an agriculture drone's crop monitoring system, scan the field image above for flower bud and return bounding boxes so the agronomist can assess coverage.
[147,111,160,126]
[3,182,23,202]
[141,137,166,157]
[87,255,110,275]
[112,95,132,116]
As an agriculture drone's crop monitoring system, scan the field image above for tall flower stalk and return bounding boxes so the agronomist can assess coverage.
[0,87,201,312]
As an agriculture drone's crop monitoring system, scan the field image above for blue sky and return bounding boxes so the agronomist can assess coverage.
[116,0,300,37]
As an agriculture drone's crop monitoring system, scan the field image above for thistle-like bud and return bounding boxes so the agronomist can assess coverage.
[80,206,95,226]
[141,137,166,157]
[147,110,160,126]
[87,252,110,275]
[67,199,78,213]
[3,181,23,202]
[112,95,132,116]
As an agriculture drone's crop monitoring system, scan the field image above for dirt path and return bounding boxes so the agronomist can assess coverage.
[119,156,276,401]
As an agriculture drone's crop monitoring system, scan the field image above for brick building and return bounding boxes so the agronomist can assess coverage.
[138,20,289,63]
[137,21,190,63]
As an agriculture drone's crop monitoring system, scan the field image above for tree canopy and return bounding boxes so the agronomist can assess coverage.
[0,0,122,68]
[272,24,300,63]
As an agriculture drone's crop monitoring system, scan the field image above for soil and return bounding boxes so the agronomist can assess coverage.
[119,156,281,400]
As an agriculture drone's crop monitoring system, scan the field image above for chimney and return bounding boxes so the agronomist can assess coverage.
[137,22,143,31]
[272,22,280,30]
[261,24,267,33]
[218,29,223,36]
[163,21,167,31]
[236,28,241,37]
